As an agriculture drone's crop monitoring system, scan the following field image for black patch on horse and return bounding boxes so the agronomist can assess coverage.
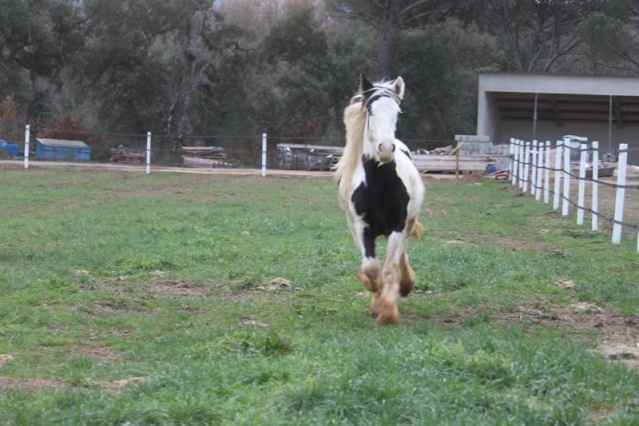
[351,155,409,258]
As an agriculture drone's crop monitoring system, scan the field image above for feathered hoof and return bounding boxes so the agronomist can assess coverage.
[375,311,401,326]
[357,270,378,293]
[375,303,400,325]
[369,292,381,315]
[399,275,415,298]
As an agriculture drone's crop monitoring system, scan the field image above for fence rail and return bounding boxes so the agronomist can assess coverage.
[509,138,639,252]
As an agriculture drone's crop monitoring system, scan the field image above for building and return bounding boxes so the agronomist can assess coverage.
[477,73,639,164]
[35,138,91,162]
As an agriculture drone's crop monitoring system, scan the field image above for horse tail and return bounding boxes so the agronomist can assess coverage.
[410,221,424,240]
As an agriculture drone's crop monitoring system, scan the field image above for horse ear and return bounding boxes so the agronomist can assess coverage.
[360,73,374,95]
[394,76,405,101]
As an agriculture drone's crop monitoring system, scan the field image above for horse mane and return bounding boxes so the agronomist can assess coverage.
[333,95,367,183]
[333,79,402,183]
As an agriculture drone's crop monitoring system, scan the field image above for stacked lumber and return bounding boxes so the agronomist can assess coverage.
[413,154,493,174]
[109,146,145,164]
[276,143,343,171]
[181,146,234,168]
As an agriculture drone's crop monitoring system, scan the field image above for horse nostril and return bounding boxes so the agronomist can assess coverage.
[392,144,396,152]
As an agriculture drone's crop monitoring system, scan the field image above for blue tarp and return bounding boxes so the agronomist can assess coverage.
[0,140,21,157]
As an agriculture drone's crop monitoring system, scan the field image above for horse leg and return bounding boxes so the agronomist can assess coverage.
[352,224,383,314]
[376,231,406,325]
[399,251,416,297]
[399,218,418,297]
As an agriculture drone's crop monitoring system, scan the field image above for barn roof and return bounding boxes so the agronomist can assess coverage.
[36,138,89,148]
[479,73,639,127]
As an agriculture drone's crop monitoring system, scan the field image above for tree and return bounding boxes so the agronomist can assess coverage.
[478,0,613,73]
[578,4,639,75]
[395,20,502,140]
[252,4,332,137]
[0,0,84,120]
[72,0,252,151]
[327,0,460,78]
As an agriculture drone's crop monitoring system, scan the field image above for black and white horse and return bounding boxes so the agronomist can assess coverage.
[335,73,424,325]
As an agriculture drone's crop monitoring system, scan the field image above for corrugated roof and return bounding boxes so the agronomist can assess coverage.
[36,138,88,148]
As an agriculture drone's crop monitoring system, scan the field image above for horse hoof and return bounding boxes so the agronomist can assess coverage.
[375,313,401,326]
[399,285,414,297]
[370,293,381,315]
[357,270,378,293]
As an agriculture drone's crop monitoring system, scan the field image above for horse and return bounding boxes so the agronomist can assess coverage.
[334,73,425,325]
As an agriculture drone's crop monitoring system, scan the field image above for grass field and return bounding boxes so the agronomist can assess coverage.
[1,164,639,425]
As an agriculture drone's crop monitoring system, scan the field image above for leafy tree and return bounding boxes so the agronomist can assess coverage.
[0,0,83,120]
[253,4,332,137]
[395,20,502,140]
[579,5,639,75]
[327,0,460,78]
[72,0,252,151]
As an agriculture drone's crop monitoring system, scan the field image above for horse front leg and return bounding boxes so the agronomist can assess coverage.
[351,224,383,314]
[376,231,407,325]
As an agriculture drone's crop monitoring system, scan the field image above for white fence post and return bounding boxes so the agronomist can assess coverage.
[544,141,551,204]
[535,141,544,201]
[612,143,628,244]
[518,140,525,189]
[530,140,538,196]
[577,144,587,225]
[523,141,530,193]
[146,132,151,174]
[509,138,515,184]
[553,141,563,210]
[591,141,599,232]
[24,124,30,169]
[562,144,571,216]
[261,133,267,177]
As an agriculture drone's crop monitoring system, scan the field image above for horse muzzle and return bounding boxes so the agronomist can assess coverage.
[377,142,396,163]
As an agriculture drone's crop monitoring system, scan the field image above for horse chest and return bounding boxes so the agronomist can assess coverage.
[350,157,409,237]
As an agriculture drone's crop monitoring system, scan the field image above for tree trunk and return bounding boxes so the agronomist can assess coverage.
[378,0,401,79]
[163,11,207,153]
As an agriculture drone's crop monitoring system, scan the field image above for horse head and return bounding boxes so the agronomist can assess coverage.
[360,73,405,164]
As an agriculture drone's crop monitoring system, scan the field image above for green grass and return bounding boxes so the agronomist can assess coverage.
[1,166,639,425]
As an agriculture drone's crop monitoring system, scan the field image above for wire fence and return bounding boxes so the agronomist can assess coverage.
[509,137,639,252]
[1,125,454,173]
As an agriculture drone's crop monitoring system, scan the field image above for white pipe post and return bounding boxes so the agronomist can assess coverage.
[512,139,518,185]
[544,141,551,204]
[530,140,538,196]
[591,141,599,231]
[145,132,151,174]
[518,140,525,189]
[562,144,571,216]
[612,143,628,244]
[514,139,521,186]
[577,144,587,225]
[508,138,515,184]
[535,141,544,201]
[261,133,267,177]
[24,124,30,169]
[523,141,531,193]
[553,141,563,210]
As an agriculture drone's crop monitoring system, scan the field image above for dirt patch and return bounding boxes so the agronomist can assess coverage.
[0,377,64,392]
[144,280,208,298]
[0,376,147,393]
[79,347,121,363]
[438,303,639,369]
